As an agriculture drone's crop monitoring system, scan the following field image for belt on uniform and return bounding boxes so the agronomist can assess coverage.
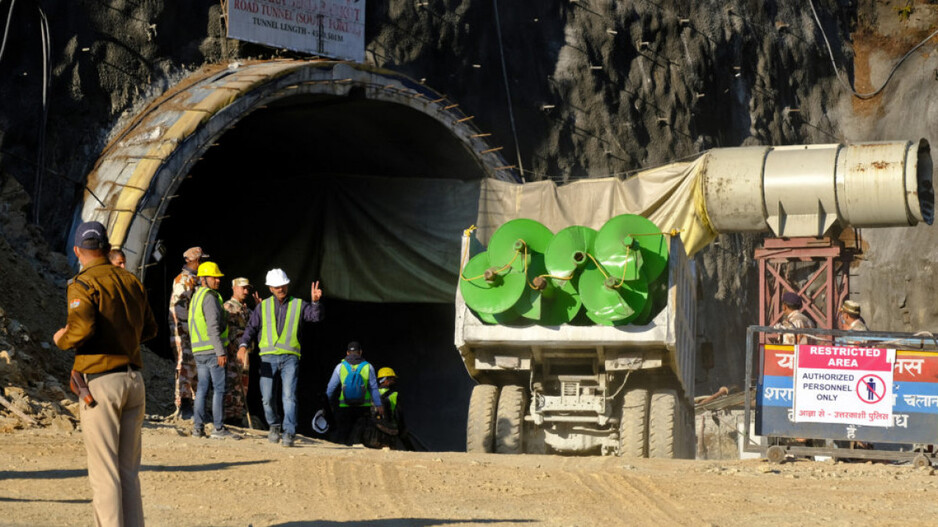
[85,364,140,382]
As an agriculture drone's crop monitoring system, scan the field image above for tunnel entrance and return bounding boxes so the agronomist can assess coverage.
[130,73,507,451]
[79,61,514,450]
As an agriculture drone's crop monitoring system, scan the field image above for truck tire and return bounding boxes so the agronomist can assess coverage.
[466,384,498,453]
[495,385,526,454]
[648,388,679,459]
[619,387,649,458]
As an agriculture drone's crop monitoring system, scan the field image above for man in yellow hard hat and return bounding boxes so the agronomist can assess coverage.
[188,261,240,440]
[377,367,414,450]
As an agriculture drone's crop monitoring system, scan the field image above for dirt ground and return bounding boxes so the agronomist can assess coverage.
[2,422,938,527]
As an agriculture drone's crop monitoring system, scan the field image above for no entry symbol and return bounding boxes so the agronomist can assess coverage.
[857,374,886,404]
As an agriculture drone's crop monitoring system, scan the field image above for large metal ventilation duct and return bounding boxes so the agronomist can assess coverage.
[701,140,934,237]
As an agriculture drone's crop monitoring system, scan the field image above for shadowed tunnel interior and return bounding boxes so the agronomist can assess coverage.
[143,93,490,450]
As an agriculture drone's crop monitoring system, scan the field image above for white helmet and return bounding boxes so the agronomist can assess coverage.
[311,409,329,434]
[265,268,290,287]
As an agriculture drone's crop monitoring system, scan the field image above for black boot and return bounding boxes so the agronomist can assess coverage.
[179,399,194,420]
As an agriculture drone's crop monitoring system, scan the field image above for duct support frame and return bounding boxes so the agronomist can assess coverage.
[755,236,855,336]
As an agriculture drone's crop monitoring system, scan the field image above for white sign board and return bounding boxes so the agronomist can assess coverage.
[793,344,895,427]
[227,0,365,62]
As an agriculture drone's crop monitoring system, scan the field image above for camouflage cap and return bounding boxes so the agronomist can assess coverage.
[841,300,861,316]
[183,247,208,261]
[231,277,251,288]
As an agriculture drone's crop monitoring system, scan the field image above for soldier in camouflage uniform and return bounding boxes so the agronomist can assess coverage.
[169,247,207,417]
[223,277,255,425]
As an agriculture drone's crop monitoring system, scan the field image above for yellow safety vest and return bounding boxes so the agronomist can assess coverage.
[339,360,373,407]
[258,297,303,357]
[379,387,398,415]
[188,287,229,353]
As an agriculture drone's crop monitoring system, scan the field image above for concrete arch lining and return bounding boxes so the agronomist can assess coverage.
[79,59,514,276]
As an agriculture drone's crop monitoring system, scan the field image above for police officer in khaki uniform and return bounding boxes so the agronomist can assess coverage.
[54,221,158,527]
[773,292,815,345]
[839,300,869,331]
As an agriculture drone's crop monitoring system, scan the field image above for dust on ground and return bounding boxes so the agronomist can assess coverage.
[2,422,938,527]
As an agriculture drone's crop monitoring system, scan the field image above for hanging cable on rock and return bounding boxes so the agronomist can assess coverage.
[34,4,50,224]
[809,0,938,100]
[0,0,16,64]
[492,0,525,181]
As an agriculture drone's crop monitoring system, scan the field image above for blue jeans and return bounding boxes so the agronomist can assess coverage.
[194,353,225,431]
[259,354,299,435]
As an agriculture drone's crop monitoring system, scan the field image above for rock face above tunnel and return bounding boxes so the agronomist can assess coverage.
[0,0,855,237]
[1,0,937,402]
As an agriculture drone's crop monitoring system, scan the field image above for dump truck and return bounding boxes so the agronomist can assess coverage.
[455,232,696,457]
[453,140,933,457]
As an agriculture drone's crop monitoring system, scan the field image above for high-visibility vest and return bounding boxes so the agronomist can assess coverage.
[379,387,398,415]
[258,297,303,357]
[339,360,373,407]
[188,287,229,353]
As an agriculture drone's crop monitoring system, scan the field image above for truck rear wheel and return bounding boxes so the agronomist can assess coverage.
[466,384,498,453]
[648,388,680,459]
[619,387,649,457]
[495,385,526,454]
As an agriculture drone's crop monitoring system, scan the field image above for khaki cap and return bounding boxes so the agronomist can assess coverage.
[231,277,251,288]
[183,247,208,261]
[841,300,861,316]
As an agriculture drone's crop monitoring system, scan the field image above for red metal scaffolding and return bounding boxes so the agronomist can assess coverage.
[755,236,858,333]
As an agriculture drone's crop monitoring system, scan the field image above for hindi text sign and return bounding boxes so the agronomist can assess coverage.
[792,344,895,427]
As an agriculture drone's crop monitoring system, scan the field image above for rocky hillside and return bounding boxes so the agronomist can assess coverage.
[0,175,174,430]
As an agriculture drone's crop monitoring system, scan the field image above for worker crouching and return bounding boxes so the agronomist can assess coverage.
[362,367,415,450]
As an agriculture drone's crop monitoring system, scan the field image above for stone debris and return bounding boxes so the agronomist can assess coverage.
[0,174,175,430]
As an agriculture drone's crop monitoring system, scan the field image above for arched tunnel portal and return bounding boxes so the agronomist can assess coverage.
[78,60,517,450]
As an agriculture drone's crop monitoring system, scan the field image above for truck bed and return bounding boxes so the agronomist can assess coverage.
[455,234,697,400]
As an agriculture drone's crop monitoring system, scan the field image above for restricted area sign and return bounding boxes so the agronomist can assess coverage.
[792,344,895,427]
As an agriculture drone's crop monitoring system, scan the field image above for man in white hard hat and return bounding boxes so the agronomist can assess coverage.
[238,269,323,447]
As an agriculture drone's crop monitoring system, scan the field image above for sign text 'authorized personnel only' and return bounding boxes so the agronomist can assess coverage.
[793,345,895,427]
